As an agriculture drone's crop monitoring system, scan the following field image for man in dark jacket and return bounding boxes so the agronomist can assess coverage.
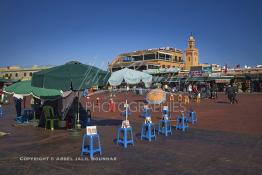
[14,96,22,117]
[232,85,238,104]
[225,85,234,104]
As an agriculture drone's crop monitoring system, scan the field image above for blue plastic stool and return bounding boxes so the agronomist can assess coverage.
[158,119,172,136]
[23,109,34,122]
[0,106,3,117]
[15,116,26,123]
[176,115,189,131]
[141,123,156,141]
[117,127,134,148]
[81,134,102,158]
[188,111,197,124]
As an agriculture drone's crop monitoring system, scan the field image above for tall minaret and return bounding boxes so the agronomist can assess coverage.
[184,35,199,70]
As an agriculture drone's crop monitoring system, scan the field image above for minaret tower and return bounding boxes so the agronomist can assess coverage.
[184,35,199,70]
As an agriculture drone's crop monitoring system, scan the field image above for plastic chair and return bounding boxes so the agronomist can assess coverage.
[176,115,189,132]
[117,127,134,148]
[184,95,190,105]
[141,122,156,141]
[158,119,172,136]
[81,134,102,159]
[187,111,197,124]
[169,94,174,101]
[108,99,116,112]
[178,94,183,103]
[43,106,58,130]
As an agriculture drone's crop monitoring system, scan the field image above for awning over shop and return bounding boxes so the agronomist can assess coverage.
[184,77,208,82]
[207,76,233,83]
[152,76,166,83]
[0,78,19,84]
[4,80,62,99]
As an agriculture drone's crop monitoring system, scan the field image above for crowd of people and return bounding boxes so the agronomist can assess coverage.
[161,81,240,104]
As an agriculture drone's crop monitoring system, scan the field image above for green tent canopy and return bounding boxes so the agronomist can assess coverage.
[31,61,110,91]
[4,80,62,99]
[0,78,19,83]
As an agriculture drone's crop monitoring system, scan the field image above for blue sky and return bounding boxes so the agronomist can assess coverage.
[0,0,261,70]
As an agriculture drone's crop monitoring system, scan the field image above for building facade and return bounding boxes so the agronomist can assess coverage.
[0,65,53,81]
[108,35,200,73]
[108,47,184,72]
[184,35,199,70]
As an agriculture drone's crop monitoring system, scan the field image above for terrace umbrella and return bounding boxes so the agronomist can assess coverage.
[108,68,152,120]
[108,68,152,87]
[31,61,110,128]
[146,88,166,105]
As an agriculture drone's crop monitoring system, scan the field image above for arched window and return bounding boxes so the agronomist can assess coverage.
[24,72,27,77]
[15,73,18,77]
[30,72,33,76]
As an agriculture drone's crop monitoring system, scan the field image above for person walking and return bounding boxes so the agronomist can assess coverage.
[225,85,234,104]
[13,94,23,117]
[188,83,192,98]
[232,84,238,104]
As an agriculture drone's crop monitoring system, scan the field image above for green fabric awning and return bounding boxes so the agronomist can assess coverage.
[31,61,110,91]
[4,81,62,99]
[183,77,208,82]
[0,78,19,83]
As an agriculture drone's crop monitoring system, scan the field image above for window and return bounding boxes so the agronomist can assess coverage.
[188,57,191,62]
[162,65,166,68]
[144,54,156,60]
[159,53,166,60]
[174,56,177,62]
[15,73,18,77]
[167,65,171,68]
[30,72,33,76]
[136,65,147,71]
[148,65,160,69]
[166,54,171,60]
[133,55,143,61]
[24,72,27,77]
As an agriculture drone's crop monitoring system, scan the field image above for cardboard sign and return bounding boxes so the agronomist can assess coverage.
[86,126,97,135]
